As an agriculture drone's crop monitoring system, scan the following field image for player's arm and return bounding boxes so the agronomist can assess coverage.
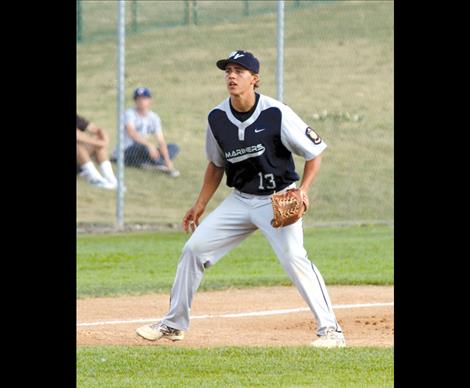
[155,131,173,170]
[182,162,224,232]
[125,123,160,159]
[280,106,327,202]
[76,128,106,148]
[299,155,322,196]
[87,123,109,145]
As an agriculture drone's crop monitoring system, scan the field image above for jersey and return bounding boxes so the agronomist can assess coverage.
[122,108,162,150]
[205,93,327,195]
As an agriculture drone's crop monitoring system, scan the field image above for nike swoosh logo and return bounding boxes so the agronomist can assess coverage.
[254,128,266,133]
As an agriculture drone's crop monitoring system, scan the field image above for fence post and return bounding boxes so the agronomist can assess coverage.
[244,0,249,17]
[76,0,82,42]
[276,0,284,102]
[116,0,126,230]
[184,0,191,25]
[192,0,198,25]
[131,0,138,33]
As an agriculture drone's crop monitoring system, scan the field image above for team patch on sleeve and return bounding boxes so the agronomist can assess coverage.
[305,127,322,145]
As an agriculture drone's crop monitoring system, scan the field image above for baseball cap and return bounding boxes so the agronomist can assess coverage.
[133,87,152,99]
[216,50,260,73]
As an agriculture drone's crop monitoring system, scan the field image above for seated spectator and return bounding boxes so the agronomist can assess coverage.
[77,114,118,189]
[112,87,180,178]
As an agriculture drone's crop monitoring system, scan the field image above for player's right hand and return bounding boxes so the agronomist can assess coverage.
[147,143,160,160]
[182,203,206,233]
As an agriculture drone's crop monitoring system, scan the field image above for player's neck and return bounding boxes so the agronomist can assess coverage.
[230,90,256,113]
[136,107,149,116]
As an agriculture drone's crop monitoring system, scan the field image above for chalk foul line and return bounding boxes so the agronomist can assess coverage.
[77,302,393,328]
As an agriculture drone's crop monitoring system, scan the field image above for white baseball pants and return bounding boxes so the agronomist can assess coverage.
[161,187,342,336]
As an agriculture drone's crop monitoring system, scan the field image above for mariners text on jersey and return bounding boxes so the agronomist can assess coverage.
[205,93,327,195]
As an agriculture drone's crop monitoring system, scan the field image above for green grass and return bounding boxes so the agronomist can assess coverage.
[77,224,393,298]
[77,346,394,387]
[77,1,393,225]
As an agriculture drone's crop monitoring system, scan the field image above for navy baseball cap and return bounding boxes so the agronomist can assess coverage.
[133,87,152,99]
[216,50,260,73]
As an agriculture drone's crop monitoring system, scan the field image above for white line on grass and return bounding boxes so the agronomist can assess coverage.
[77,302,394,328]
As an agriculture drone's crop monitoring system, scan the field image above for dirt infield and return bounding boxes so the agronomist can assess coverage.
[77,285,393,347]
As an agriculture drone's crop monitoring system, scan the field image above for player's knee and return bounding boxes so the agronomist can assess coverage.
[182,238,204,257]
[181,238,211,270]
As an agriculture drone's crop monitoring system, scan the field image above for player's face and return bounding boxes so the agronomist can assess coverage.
[225,64,258,96]
[135,96,152,112]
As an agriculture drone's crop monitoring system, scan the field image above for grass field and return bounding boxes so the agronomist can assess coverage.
[77,224,393,298]
[77,1,393,225]
[77,346,393,387]
[77,224,394,386]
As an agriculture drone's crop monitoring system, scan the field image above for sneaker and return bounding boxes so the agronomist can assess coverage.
[85,177,116,190]
[168,169,180,178]
[79,171,116,190]
[82,174,126,192]
[311,328,346,348]
[136,322,184,342]
[142,163,180,178]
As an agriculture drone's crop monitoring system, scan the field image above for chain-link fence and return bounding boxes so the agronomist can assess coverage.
[76,1,320,43]
[76,0,393,230]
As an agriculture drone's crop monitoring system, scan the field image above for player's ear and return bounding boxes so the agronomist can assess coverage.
[252,73,260,86]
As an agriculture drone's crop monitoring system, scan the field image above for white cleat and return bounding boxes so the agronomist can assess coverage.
[311,328,346,348]
[136,323,184,342]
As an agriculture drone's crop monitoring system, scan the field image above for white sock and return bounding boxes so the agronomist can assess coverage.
[99,160,118,186]
[80,161,106,183]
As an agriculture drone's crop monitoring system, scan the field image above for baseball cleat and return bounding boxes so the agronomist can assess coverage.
[310,328,346,348]
[136,322,184,342]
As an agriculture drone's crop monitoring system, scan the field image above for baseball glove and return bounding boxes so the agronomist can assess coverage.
[271,188,309,228]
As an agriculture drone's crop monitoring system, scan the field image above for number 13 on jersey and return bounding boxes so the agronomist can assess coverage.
[258,172,276,190]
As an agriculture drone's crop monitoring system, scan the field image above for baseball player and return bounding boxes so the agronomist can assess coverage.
[112,87,180,178]
[137,50,345,348]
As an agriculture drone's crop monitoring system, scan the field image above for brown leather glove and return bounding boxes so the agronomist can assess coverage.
[270,188,309,228]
